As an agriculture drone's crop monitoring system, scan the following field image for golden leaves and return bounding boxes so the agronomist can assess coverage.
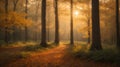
[0,11,33,31]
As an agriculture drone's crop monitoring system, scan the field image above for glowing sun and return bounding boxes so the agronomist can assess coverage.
[74,10,79,16]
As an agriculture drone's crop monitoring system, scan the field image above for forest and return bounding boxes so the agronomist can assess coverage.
[0,0,120,67]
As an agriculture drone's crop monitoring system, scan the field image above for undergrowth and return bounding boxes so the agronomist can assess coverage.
[72,44,120,63]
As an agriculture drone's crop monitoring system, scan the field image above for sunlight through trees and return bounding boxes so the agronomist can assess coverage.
[0,0,120,66]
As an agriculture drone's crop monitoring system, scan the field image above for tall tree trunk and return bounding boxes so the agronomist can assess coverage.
[87,18,90,44]
[12,0,19,42]
[48,26,50,42]
[116,0,120,49]
[47,12,50,42]
[25,0,28,42]
[13,0,19,11]
[90,0,102,50]
[4,0,9,43]
[47,4,50,42]
[34,0,40,42]
[54,0,59,44]
[70,0,74,45]
[40,0,47,47]
[87,1,91,45]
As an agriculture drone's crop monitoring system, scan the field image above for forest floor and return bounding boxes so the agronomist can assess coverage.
[0,44,119,67]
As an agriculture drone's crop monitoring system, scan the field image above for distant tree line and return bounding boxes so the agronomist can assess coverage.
[0,0,119,51]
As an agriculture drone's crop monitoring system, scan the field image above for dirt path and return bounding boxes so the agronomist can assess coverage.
[4,45,118,67]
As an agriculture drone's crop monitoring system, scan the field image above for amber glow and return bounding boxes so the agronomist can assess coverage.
[74,10,79,16]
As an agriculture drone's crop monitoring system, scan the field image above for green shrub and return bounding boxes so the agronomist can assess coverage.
[73,45,120,63]
[88,49,120,63]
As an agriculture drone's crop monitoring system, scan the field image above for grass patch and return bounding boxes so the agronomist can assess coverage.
[0,41,38,48]
[0,41,59,66]
[24,45,44,51]
[24,42,57,51]
[15,52,31,58]
[72,44,120,63]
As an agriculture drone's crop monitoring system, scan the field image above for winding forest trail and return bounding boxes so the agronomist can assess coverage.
[4,45,118,67]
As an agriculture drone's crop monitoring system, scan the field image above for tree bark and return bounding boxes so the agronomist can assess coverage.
[116,0,120,49]
[70,0,74,45]
[25,0,28,42]
[90,0,102,50]
[4,0,9,43]
[34,0,40,42]
[40,0,47,47]
[87,1,91,45]
[87,18,90,44]
[13,0,19,11]
[12,0,19,42]
[54,0,59,44]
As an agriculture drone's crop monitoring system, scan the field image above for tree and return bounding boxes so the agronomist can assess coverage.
[116,0,120,49]
[54,0,59,44]
[25,0,28,41]
[87,17,90,44]
[47,2,51,42]
[13,0,19,11]
[70,0,74,45]
[34,0,40,42]
[87,1,91,45]
[90,0,102,50]
[4,0,9,43]
[40,0,47,47]
[12,0,19,41]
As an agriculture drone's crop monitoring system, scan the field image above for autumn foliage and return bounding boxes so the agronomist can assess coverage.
[0,12,33,32]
